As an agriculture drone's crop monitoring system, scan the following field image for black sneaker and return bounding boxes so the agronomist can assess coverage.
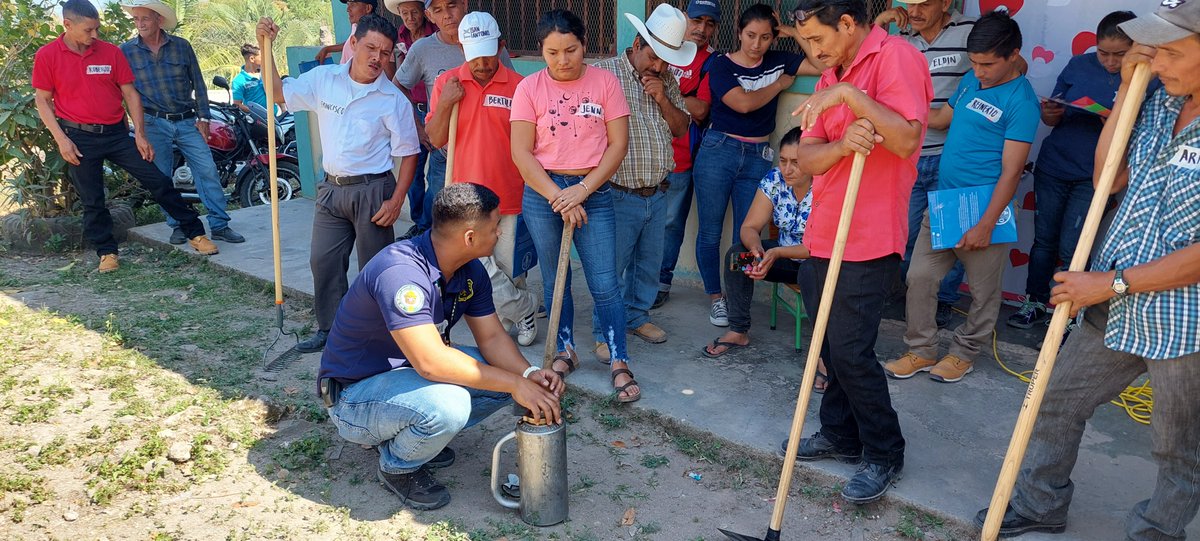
[935,302,955,328]
[211,227,246,243]
[296,330,328,353]
[169,228,187,245]
[377,467,451,510]
[780,433,862,463]
[973,505,1067,536]
[841,462,902,504]
[651,290,669,310]
[1007,298,1047,329]
[426,446,455,469]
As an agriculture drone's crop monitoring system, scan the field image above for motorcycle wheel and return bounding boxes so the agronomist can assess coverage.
[238,161,301,207]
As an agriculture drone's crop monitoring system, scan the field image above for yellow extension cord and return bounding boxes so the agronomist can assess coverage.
[958,307,1154,425]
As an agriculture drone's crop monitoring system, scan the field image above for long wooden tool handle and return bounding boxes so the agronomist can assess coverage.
[264,35,283,306]
[769,151,867,530]
[542,225,574,369]
[445,104,460,182]
[982,62,1152,541]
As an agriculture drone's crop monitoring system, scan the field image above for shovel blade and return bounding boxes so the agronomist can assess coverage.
[718,527,780,541]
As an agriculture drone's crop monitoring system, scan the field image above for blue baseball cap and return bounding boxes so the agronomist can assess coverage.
[687,0,720,21]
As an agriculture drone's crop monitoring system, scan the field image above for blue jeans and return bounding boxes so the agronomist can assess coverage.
[903,154,963,304]
[1026,168,1093,303]
[523,174,629,362]
[658,169,693,290]
[693,131,772,295]
[327,346,511,474]
[144,115,230,232]
[594,187,667,337]
[406,145,429,230]
[420,148,447,231]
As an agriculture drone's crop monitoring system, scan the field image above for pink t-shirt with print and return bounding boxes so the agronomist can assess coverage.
[510,66,631,171]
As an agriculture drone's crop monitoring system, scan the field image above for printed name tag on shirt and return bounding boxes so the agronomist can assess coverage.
[966,97,1003,123]
[86,65,113,75]
[576,103,604,118]
[928,54,960,71]
[1170,145,1200,170]
[484,94,512,109]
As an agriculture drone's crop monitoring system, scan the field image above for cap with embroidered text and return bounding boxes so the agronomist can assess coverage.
[687,0,720,21]
[459,11,501,61]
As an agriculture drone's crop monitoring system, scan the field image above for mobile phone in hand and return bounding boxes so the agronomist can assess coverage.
[729,251,760,272]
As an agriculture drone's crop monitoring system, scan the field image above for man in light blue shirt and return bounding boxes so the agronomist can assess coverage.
[230,43,267,113]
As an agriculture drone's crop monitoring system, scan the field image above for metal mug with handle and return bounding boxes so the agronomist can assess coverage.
[491,418,569,526]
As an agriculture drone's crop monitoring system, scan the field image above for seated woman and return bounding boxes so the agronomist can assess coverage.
[701,128,827,391]
[510,9,641,403]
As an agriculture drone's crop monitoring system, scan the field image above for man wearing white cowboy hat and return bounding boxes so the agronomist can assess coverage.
[120,0,245,245]
[591,4,693,349]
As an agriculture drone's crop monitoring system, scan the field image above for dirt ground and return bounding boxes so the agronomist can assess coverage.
[0,247,969,540]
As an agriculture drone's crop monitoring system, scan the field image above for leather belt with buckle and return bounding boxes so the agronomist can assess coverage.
[609,180,670,197]
[146,109,196,121]
[324,171,392,186]
[58,119,128,134]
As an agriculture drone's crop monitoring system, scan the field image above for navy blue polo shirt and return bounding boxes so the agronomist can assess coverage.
[318,232,495,386]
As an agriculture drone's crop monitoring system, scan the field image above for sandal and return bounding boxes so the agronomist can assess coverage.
[551,349,579,380]
[610,368,641,403]
[813,370,829,394]
[701,338,747,359]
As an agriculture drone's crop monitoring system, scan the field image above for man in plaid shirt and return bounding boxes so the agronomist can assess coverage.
[976,2,1200,538]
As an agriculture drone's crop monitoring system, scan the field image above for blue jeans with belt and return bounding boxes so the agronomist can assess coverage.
[692,131,773,295]
[144,115,231,232]
[522,174,629,362]
[327,346,512,474]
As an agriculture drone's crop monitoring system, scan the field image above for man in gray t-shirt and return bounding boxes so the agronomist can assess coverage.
[875,0,974,317]
[393,0,513,237]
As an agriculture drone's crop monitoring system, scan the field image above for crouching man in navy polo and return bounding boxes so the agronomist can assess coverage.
[317,183,564,511]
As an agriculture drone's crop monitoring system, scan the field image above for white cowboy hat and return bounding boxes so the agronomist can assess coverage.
[120,0,179,31]
[624,4,697,67]
[384,0,424,16]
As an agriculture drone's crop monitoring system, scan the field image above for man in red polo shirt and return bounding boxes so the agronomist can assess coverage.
[32,0,217,274]
[424,11,539,347]
[782,0,932,504]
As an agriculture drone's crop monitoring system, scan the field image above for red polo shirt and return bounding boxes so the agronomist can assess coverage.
[427,63,525,215]
[31,36,135,125]
[803,26,932,262]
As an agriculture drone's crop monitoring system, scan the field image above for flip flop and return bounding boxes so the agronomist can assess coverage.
[701,338,747,358]
[551,349,579,380]
[813,370,829,394]
[610,368,641,403]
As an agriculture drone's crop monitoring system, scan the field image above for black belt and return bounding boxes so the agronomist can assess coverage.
[58,119,127,134]
[324,171,392,186]
[609,180,670,197]
[146,109,196,121]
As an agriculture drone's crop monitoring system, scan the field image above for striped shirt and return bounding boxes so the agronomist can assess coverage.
[594,50,686,189]
[120,31,210,119]
[1092,87,1200,359]
[899,12,974,156]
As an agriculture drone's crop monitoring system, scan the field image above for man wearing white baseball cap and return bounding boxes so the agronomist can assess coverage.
[423,11,540,347]
[975,2,1200,538]
[592,4,693,346]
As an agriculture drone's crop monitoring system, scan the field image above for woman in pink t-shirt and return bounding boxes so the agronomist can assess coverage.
[510,9,640,403]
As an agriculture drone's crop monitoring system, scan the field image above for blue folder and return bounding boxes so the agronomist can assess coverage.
[927,184,1018,250]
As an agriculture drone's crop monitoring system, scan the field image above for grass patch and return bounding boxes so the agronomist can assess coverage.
[671,434,722,463]
[87,433,175,505]
[640,454,669,469]
[272,430,332,472]
[896,506,946,540]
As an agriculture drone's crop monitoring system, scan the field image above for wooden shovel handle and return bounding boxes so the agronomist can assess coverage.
[542,225,574,369]
[445,104,460,182]
[263,35,283,306]
[981,62,1153,541]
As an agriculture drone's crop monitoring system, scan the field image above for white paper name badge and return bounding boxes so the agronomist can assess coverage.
[966,98,1003,123]
[1170,145,1200,170]
[86,65,112,75]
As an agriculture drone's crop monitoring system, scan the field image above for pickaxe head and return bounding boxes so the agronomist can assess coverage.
[718,527,781,541]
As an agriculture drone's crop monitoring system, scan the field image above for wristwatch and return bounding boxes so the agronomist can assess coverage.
[1111,269,1129,298]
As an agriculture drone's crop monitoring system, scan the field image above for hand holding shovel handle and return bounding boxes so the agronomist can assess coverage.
[721,150,867,541]
[981,62,1152,541]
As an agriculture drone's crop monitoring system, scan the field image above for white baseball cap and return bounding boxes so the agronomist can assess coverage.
[459,11,501,61]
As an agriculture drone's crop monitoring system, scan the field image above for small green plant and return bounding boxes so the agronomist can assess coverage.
[272,430,331,471]
[640,454,669,469]
[570,474,597,494]
[896,506,944,540]
[672,434,723,463]
[597,413,625,430]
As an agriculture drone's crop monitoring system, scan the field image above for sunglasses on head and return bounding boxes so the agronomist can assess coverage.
[786,4,829,25]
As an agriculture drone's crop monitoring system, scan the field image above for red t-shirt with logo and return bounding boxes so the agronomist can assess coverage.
[32,36,135,125]
[668,46,714,173]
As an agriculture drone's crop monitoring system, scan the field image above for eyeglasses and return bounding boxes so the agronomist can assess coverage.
[787,4,829,25]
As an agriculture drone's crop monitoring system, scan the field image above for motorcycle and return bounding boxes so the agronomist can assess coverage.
[166,75,300,207]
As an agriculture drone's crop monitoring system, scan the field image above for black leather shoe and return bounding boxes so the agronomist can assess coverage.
[780,433,862,463]
[426,446,455,469]
[936,302,955,328]
[841,462,902,504]
[296,330,328,353]
[651,290,669,309]
[211,227,246,243]
[169,228,187,245]
[378,467,451,510]
[973,505,1067,537]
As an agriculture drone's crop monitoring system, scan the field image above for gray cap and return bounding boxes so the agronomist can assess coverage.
[1120,0,1200,46]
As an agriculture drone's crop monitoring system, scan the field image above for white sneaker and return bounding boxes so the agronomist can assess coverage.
[516,313,537,346]
[710,298,729,327]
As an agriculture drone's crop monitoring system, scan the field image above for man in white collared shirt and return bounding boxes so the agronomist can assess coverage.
[257,14,420,352]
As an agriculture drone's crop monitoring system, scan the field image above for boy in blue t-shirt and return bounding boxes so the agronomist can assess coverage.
[230,43,267,113]
[885,11,1039,384]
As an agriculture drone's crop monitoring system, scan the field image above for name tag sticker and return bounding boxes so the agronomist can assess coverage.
[928,54,960,71]
[1170,145,1200,170]
[966,97,1003,123]
[576,103,603,118]
[86,65,112,75]
[484,94,512,109]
